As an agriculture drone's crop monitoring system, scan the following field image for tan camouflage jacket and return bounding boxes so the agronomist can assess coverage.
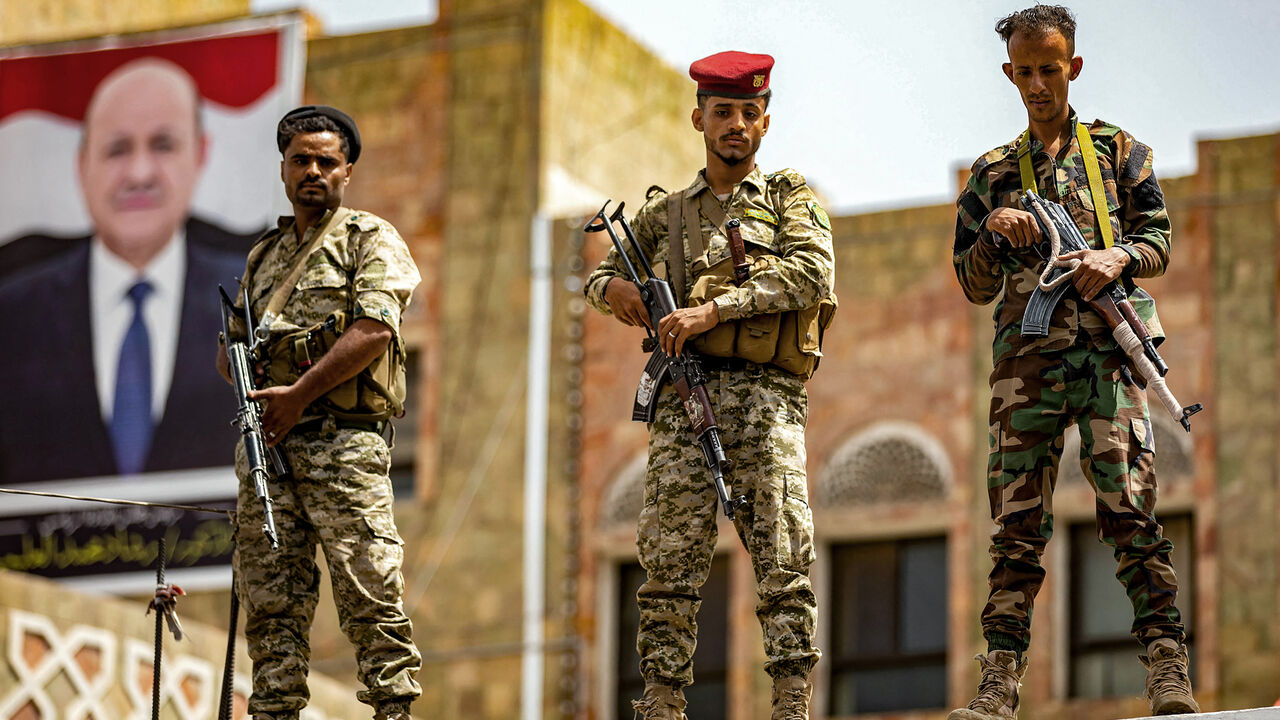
[585,166,835,322]
[953,109,1171,368]
[238,206,420,389]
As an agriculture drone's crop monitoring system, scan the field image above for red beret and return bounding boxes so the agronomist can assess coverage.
[689,51,774,99]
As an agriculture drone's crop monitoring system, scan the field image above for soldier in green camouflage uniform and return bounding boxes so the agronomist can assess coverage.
[219,106,421,720]
[585,52,830,720]
[949,7,1197,719]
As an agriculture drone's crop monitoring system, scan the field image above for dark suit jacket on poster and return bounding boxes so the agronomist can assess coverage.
[0,218,255,483]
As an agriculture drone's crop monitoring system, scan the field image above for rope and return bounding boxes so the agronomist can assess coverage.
[1027,196,1081,292]
[0,486,233,517]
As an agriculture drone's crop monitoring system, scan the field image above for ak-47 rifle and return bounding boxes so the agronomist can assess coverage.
[1019,191,1203,432]
[584,201,747,520]
[219,285,287,548]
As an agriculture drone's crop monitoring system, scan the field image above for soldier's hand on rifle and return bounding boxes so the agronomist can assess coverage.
[985,207,1042,248]
[250,384,306,447]
[605,277,652,329]
[1059,246,1131,301]
[658,302,719,357]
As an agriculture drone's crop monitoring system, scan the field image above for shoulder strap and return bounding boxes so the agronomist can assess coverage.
[681,190,705,264]
[261,207,354,325]
[1018,125,1114,249]
[1075,122,1114,248]
[1017,129,1037,194]
[666,192,686,306]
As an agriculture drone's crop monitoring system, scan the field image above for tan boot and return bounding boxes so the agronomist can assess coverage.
[947,650,1027,720]
[770,675,813,719]
[631,682,688,720]
[1141,638,1200,715]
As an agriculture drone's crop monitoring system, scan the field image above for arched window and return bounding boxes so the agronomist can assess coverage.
[598,454,647,530]
[816,421,952,508]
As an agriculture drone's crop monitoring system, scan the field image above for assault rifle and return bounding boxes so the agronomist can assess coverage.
[1019,191,1203,432]
[219,285,286,548]
[584,201,747,520]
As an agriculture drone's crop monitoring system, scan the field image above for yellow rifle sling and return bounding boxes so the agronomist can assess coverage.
[1017,124,1114,248]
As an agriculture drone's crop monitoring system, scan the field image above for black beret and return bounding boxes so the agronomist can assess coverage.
[277,104,362,163]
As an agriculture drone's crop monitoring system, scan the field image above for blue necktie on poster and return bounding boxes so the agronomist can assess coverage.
[110,280,154,475]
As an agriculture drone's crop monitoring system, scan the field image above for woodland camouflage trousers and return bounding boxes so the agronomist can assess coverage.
[983,346,1186,653]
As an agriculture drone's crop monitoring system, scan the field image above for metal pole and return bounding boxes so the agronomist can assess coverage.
[522,212,551,720]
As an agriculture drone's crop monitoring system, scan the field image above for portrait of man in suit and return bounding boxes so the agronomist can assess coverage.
[0,57,257,483]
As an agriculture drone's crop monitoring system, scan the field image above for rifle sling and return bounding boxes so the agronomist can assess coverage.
[1017,123,1114,248]
[667,192,685,305]
[261,207,355,324]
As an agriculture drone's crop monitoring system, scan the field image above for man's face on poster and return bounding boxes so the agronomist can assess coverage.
[77,60,207,264]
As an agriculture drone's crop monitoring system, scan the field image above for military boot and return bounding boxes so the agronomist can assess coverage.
[1141,638,1200,715]
[770,675,813,719]
[630,682,688,720]
[947,650,1027,720]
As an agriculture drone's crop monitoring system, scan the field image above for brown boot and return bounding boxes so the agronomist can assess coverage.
[770,675,813,719]
[947,650,1027,720]
[1141,638,1200,715]
[631,682,688,720]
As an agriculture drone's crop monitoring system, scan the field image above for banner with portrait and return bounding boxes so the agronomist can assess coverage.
[0,14,305,591]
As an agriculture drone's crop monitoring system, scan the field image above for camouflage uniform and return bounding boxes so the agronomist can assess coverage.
[586,167,833,685]
[233,208,422,717]
[953,109,1186,652]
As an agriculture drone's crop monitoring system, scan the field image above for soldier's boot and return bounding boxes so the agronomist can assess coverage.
[946,650,1027,720]
[770,675,813,720]
[630,681,688,720]
[1141,638,1200,715]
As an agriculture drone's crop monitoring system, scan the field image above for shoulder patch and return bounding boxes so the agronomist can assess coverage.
[808,201,831,231]
[768,168,807,189]
[742,207,778,225]
[348,212,382,233]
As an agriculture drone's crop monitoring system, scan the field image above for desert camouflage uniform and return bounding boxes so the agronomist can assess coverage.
[585,167,832,684]
[233,207,422,717]
[953,110,1185,653]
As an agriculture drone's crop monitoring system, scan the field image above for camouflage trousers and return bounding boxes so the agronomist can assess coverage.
[983,346,1185,652]
[234,420,422,716]
[637,362,820,686]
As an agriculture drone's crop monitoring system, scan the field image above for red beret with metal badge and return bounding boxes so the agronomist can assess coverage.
[688,51,774,99]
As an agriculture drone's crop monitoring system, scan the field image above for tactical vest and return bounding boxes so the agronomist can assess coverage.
[246,208,408,422]
[665,187,836,380]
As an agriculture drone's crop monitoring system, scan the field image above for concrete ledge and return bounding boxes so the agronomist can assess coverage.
[1124,709,1280,719]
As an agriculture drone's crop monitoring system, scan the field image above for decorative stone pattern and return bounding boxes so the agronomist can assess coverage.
[0,571,363,720]
[816,421,953,507]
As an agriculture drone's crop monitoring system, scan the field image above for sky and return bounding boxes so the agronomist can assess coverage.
[251,0,1280,213]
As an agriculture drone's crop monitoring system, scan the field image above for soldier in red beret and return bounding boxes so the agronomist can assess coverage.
[585,50,836,720]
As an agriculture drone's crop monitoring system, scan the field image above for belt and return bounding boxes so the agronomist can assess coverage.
[292,417,386,435]
[695,355,753,372]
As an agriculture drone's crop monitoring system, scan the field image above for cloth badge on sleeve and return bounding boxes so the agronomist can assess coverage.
[809,201,831,230]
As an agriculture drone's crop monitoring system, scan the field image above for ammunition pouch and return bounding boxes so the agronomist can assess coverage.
[687,254,837,379]
[266,310,407,422]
